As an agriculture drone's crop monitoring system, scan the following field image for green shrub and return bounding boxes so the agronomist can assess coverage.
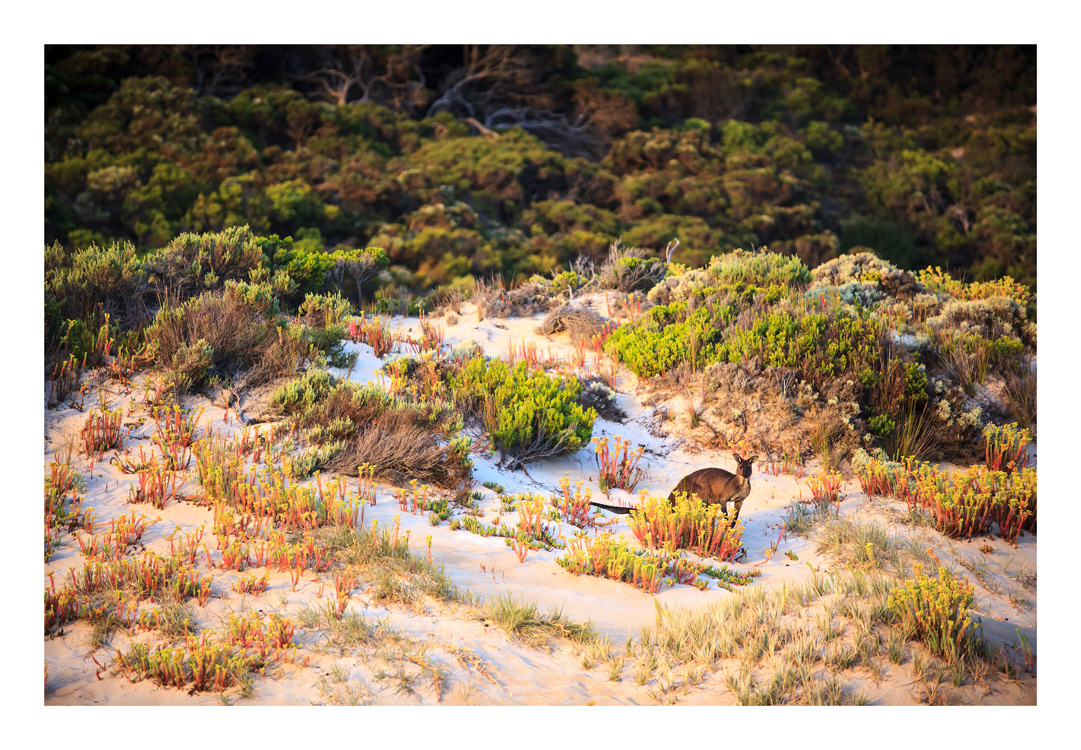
[715,309,882,387]
[45,240,146,341]
[708,248,812,289]
[288,440,346,479]
[868,414,895,438]
[449,358,596,467]
[919,266,1031,307]
[145,225,265,292]
[298,291,352,328]
[270,370,335,416]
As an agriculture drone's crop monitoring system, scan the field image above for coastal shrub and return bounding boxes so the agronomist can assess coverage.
[277,376,468,487]
[918,266,1031,307]
[45,240,147,343]
[707,248,812,289]
[578,379,626,422]
[812,250,921,299]
[145,286,312,388]
[330,409,470,487]
[604,301,728,378]
[596,241,666,292]
[646,249,809,307]
[928,329,1022,395]
[145,225,266,294]
[298,291,352,328]
[540,304,608,344]
[449,357,596,467]
[926,296,1032,345]
[716,309,882,386]
[270,370,335,416]
[289,441,347,479]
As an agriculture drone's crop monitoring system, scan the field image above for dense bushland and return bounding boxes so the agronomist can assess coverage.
[46,45,1036,294]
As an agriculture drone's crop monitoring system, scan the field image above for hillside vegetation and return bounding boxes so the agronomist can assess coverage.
[46,45,1036,294]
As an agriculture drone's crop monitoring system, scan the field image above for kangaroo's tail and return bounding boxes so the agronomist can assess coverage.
[588,499,637,515]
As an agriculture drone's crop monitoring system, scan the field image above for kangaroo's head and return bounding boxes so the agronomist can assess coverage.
[734,453,758,479]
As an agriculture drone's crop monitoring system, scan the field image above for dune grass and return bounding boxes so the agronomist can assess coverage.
[484,594,598,649]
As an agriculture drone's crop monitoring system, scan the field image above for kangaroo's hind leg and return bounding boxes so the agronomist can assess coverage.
[730,498,744,524]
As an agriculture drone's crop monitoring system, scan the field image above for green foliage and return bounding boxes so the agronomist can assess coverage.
[449,358,596,463]
[271,370,335,416]
[715,308,883,386]
[606,303,710,378]
[289,441,346,479]
[868,414,896,439]
[45,240,145,341]
[147,225,266,291]
[46,48,1034,295]
[708,248,812,289]
[919,267,1032,307]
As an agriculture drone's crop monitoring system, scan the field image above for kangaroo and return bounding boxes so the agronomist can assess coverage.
[588,453,758,518]
[667,454,758,523]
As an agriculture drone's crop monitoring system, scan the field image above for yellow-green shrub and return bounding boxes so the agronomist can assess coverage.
[887,564,976,663]
[628,493,744,562]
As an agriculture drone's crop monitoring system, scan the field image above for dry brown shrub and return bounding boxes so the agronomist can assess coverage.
[329,410,466,487]
[539,304,608,343]
[242,328,313,388]
[1000,361,1037,430]
[687,362,863,463]
[295,383,388,431]
[596,241,665,293]
[479,281,559,318]
[148,288,312,390]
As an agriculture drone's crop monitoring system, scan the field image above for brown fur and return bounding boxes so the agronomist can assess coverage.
[667,454,758,522]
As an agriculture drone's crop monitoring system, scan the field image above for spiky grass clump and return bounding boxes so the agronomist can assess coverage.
[485,594,597,648]
[322,521,464,608]
[45,457,92,561]
[1000,361,1037,429]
